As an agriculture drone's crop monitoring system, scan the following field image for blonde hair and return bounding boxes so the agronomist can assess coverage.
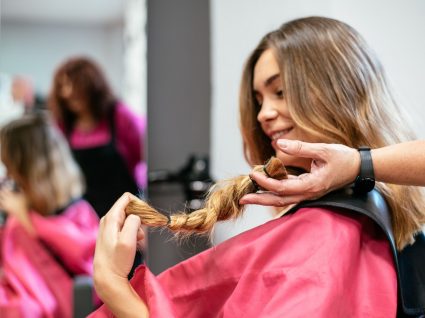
[239,16,425,249]
[126,157,287,234]
[0,113,85,215]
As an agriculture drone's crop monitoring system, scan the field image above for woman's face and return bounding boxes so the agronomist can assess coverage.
[58,76,88,116]
[253,49,316,171]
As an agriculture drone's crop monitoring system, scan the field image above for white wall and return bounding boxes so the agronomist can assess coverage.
[211,0,425,243]
[123,0,147,117]
[0,21,123,99]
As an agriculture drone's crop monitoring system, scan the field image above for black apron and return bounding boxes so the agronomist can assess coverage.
[70,109,139,219]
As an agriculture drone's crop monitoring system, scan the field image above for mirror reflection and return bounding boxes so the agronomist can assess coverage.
[0,0,147,316]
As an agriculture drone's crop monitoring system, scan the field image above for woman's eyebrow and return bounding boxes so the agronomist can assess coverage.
[264,74,280,87]
[253,73,280,92]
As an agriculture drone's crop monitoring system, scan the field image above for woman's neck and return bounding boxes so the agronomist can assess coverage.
[273,204,296,218]
[75,114,97,132]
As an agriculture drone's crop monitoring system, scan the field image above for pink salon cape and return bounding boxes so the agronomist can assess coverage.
[0,199,99,318]
[90,207,397,318]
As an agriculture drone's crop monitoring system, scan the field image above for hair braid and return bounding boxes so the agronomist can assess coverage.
[125,157,287,234]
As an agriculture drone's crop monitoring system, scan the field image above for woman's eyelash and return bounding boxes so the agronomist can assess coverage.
[254,90,283,106]
[255,95,263,107]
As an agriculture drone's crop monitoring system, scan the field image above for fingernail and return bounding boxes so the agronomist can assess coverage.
[277,139,288,149]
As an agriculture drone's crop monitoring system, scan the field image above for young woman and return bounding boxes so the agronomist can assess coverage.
[89,17,425,317]
[0,113,99,317]
[49,56,146,218]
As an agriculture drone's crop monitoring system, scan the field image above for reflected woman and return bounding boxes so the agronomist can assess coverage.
[49,56,146,218]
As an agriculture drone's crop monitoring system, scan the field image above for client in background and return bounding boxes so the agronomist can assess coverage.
[0,113,99,318]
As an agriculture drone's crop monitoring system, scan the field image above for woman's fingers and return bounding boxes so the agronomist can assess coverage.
[95,194,143,283]
[120,214,141,245]
[137,226,146,242]
[102,192,132,233]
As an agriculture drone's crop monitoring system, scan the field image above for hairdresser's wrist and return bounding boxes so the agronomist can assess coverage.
[95,273,148,317]
[94,272,130,308]
[93,265,128,299]
[349,147,362,185]
[328,145,360,190]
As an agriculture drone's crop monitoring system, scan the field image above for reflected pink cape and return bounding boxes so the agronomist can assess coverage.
[0,200,98,318]
[90,207,397,318]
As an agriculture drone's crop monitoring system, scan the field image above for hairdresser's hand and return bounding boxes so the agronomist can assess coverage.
[93,192,149,317]
[93,193,145,294]
[240,139,360,207]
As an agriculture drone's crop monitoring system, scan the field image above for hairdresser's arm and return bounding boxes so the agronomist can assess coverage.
[93,193,149,318]
[240,139,425,207]
[371,140,425,185]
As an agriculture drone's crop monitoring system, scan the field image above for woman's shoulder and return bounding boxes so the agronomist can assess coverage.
[114,102,142,120]
[160,206,393,297]
[114,101,146,131]
[286,206,384,241]
[61,199,99,220]
[218,206,384,255]
[267,206,370,232]
[283,206,367,229]
[114,102,145,133]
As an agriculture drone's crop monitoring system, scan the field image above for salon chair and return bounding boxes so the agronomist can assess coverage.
[73,275,95,317]
[147,154,214,274]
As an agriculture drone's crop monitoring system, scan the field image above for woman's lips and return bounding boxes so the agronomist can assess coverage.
[270,128,293,148]
[270,127,293,141]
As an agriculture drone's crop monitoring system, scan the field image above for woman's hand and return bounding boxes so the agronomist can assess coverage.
[94,193,143,283]
[240,139,360,207]
[0,188,34,233]
[93,192,149,317]
[0,188,28,216]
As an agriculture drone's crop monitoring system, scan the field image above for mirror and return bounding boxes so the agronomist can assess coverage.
[0,0,147,196]
[0,1,147,316]
[0,0,147,114]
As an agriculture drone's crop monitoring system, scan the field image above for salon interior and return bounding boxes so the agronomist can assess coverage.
[0,0,424,317]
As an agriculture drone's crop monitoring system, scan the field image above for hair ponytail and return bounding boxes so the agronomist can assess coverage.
[126,157,287,234]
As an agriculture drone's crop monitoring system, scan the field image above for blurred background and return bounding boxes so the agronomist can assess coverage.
[1,0,425,275]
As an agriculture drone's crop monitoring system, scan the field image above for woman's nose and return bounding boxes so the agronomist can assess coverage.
[257,100,279,123]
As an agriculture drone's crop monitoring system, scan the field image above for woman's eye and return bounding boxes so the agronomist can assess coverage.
[255,94,263,107]
[276,90,284,98]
